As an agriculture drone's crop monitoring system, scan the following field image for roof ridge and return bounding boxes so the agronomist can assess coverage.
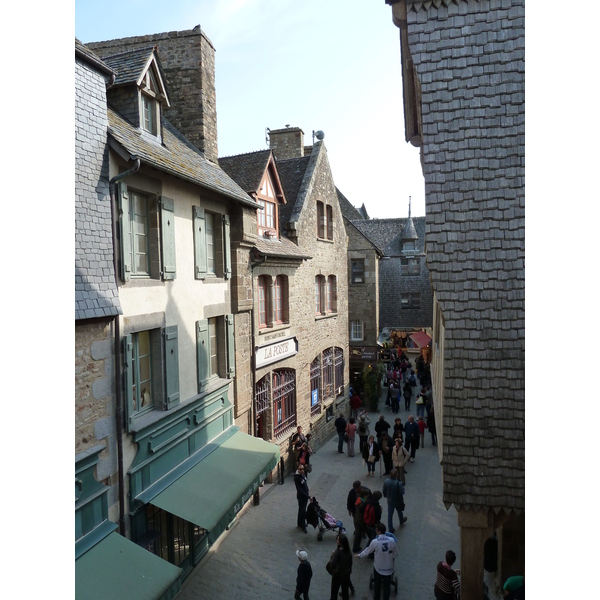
[219,148,271,160]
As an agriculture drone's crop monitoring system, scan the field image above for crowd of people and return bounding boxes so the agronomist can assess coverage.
[290,350,522,599]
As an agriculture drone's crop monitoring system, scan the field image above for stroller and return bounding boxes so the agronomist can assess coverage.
[368,531,399,594]
[306,497,346,541]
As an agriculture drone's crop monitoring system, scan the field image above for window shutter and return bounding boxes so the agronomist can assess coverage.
[163,325,180,409]
[118,182,132,281]
[226,313,235,378]
[123,334,134,429]
[223,214,232,279]
[160,197,177,280]
[196,319,210,391]
[193,206,207,280]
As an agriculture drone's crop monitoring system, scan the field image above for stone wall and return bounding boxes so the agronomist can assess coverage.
[406,0,525,513]
[88,28,219,163]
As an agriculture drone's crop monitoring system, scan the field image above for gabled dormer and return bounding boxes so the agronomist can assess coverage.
[102,46,170,143]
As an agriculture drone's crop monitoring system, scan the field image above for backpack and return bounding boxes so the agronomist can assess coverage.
[363,502,376,526]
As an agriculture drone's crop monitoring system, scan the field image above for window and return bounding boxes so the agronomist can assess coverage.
[350,320,364,341]
[401,292,421,309]
[326,205,333,240]
[196,315,235,391]
[401,257,420,274]
[258,276,269,328]
[257,199,277,236]
[310,356,321,416]
[403,240,416,251]
[123,325,180,430]
[323,348,334,401]
[142,94,157,135]
[139,68,161,137]
[351,259,364,284]
[334,347,344,396]
[273,276,289,324]
[316,202,333,240]
[273,369,296,438]
[117,184,176,282]
[326,276,337,313]
[315,275,325,314]
[255,375,271,439]
[193,207,231,280]
[317,202,325,238]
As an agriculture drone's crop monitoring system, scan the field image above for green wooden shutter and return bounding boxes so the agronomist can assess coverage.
[160,197,177,280]
[123,334,134,429]
[223,214,232,279]
[196,319,210,391]
[193,206,207,280]
[226,313,235,378]
[118,182,132,281]
[163,325,180,409]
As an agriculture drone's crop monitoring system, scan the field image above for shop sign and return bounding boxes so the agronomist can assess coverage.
[256,337,298,369]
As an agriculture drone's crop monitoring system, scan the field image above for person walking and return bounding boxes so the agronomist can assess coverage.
[392,417,404,443]
[335,413,347,454]
[362,435,380,477]
[357,411,371,454]
[428,409,438,446]
[416,390,426,419]
[350,391,362,422]
[417,416,428,448]
[355,522,398,600]
[403,380,412,411]
[389,382,400,414]
[391,438,410,485]
[346,417,357,457]
[347,480,371,554]
[294,550,312,600]
[380,431,393,476]
[404,415,420,462]
[434,550,461,600]
[374,415,391,445]
[382,470,407,533]
[294,464,310,533]
[328,533,353,600]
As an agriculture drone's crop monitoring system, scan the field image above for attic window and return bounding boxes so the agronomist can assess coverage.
[140,69,160,137]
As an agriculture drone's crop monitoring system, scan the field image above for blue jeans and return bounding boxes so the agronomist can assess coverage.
[338,431,345,452]
[387,502,404,532]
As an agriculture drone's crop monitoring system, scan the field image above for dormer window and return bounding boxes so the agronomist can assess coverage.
[138,65,164,139]
[257,168,280,237]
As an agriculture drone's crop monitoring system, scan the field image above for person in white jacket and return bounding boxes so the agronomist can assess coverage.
[355,523,398,600]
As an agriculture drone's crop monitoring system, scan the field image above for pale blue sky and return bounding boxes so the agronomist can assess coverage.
[75,0,426,219]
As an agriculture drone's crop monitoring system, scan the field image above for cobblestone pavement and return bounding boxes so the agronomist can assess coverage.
[177,383,460,599]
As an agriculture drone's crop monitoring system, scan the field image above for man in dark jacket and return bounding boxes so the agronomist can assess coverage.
[295,550,313,600]
[374,415,391,445]
[335,413,347,453]
[404,415,420,462]
[294,465,310,532]
[347,480,371,553]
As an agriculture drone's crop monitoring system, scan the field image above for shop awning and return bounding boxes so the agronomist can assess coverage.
[409,331,432,348]
[150,430,280,544]
[75,531,181,600]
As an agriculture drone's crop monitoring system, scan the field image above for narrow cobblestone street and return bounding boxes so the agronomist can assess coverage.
[177,383,460,600]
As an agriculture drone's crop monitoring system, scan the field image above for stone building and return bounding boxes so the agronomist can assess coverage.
[75,35,280,597]
[337,190,384,380]
[386,1,525,598]
[220,127,350,469]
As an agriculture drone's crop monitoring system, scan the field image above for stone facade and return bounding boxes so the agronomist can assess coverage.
[387,1,525,597]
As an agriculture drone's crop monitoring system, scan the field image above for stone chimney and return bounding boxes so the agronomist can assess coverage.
[268,127,304,160]
[87,27,219,164]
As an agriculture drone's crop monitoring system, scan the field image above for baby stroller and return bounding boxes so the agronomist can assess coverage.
[306,497,346,541]
[368,532,399,594]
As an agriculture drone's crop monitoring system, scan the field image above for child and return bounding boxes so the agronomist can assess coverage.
[295,550,312,600]
[417,415,428,448]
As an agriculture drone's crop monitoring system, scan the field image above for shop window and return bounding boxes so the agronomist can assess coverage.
[310,355,321,417]
[273,369,296,438]
[334,347,344,396]
[323,348,334,401]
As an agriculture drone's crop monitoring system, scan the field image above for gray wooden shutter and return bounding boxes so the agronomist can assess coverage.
[123,334,134,429]
[118,182,132,281]
[196,319,210,391]
[193,206,207,280]
[160,197,176,280]
[163,325,180,409]
[223,214,232,279]
[226,313,235,378]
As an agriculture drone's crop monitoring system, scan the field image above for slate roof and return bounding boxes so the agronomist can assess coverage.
[253,236,311,261]
[107,109,259,208]
[276,155,312,229]
[351,217,426,256]
[336,188,365,221]
[344,218,385,256]
[219,150,272,194]
[101,46,160,88]
[75,39,121,320]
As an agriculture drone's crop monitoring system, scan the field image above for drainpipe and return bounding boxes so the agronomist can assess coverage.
[109,158,140,535]
[250,254,267,499]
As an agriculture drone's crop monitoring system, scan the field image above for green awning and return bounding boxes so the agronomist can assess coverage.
[150,430,280,544]
[75,531,181,600]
